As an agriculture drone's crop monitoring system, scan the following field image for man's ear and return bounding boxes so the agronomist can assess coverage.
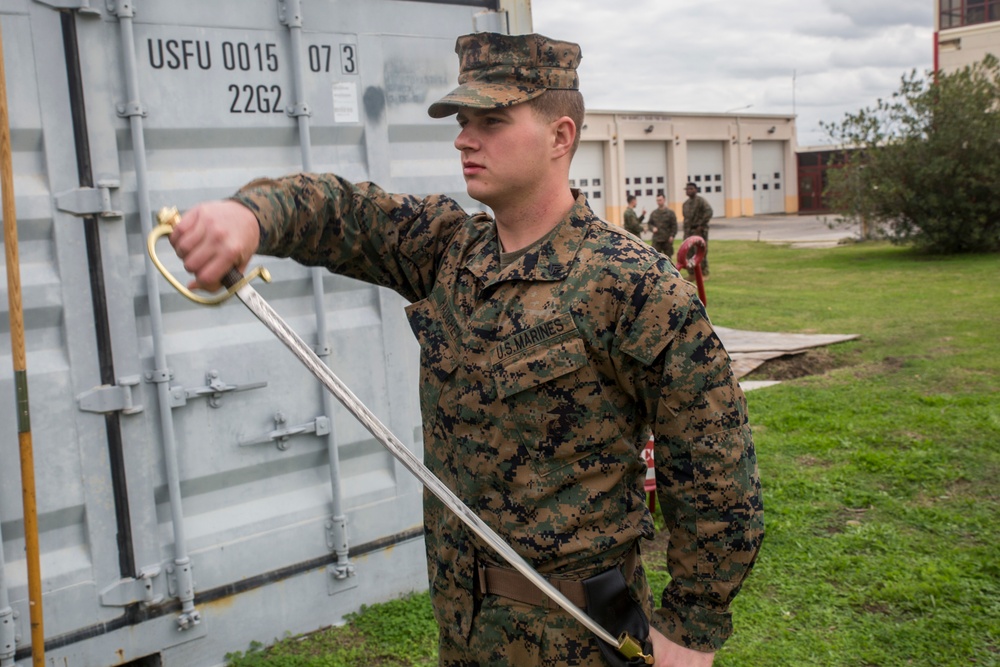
[551,116,576,159]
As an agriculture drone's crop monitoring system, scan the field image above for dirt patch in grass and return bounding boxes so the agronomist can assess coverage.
[743,349,843,381]
[796,454,834,468]
[823,505,871,535]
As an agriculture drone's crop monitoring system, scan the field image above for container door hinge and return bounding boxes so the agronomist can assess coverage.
[167,370,267,409]
[99,566,164,607]
[32,0,101,14]
[77,375,144,415]
[238,412,330,450]
[55,180,122,218]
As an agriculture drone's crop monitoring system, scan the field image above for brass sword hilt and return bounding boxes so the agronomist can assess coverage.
[618,632,655,665]
[148,206,271,305]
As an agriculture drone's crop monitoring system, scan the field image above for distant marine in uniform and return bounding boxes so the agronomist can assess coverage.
[682,182,714,275]
[649,193,678,257]
[623,193,646,237]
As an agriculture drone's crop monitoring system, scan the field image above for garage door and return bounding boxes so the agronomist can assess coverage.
[752,141,785,214]
[686,141,725,217]
[624,140,668,218]
[569,141,607,219]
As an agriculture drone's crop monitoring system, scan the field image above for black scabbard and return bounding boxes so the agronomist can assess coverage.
[582,567,653,666]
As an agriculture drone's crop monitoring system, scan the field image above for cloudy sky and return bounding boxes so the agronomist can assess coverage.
[532,0,934,146]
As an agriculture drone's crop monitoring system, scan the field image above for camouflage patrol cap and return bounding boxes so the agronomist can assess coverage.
[427,32,582,118]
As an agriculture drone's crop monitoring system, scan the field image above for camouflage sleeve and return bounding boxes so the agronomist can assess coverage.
[699,198,713,224]
[616,261,763,652]
[231,173,468,303]
[624,209,643,235]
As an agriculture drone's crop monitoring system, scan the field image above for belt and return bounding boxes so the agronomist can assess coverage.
[476,545,639,610]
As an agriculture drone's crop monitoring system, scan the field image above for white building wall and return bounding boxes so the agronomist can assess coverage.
[577,111,797,223]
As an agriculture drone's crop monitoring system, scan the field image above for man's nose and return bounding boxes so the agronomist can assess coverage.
[455,125,476,151]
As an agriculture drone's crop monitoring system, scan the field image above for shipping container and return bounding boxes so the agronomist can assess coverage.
[0,1,529,665]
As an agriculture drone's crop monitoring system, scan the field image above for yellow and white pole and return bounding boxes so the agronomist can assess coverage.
[0,19,46,667]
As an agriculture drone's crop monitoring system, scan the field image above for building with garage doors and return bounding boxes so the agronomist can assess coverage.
[936,0,1000,72]
[569,110,797,227]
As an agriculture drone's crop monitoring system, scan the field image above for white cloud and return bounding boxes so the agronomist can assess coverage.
[531,0,934,145]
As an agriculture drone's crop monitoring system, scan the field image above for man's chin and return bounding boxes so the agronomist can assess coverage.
[465,186,495,209]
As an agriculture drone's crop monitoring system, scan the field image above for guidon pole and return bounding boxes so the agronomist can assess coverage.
[0,18,46,667]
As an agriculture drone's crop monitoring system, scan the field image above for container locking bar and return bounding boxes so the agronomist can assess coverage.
[238,412,330,450]
[168,370,267,409]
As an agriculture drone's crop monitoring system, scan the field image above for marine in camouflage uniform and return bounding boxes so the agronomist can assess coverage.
[682,184,713,275]
[623,196,646,237]
[175,31,762,667]
[648,195,678,258]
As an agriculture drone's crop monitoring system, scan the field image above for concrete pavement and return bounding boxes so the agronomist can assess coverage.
[639,212,859,247]
[710,212,860,247]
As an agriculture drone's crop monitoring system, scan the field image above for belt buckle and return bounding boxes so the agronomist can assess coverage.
[475,560,488,601]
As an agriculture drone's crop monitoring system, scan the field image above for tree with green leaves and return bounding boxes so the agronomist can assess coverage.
[822,55,1000,253]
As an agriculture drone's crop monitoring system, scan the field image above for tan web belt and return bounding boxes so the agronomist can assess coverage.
[477,546,638,610]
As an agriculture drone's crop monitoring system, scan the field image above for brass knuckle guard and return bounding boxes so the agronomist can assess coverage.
[148,206,271,305]
[617,632,654,665]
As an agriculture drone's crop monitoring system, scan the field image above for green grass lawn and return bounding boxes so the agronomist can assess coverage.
[227,240,1000,667]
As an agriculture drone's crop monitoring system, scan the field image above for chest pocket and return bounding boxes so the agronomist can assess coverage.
[405,295,458,421]
[493,323,621,477]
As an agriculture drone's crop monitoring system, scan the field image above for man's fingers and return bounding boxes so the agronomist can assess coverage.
[181,243,229,290]
[167,199,261,292]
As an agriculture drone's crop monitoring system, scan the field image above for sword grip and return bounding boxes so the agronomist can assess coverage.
[149,206,272,306]
[222,267,245,291]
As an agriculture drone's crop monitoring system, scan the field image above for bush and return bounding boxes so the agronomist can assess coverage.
[822,55,1000,254]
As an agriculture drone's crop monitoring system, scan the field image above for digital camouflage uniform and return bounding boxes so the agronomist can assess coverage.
[648,207,678,258]
[622,206,645,237]
[233,174,763,666]
[682,195,713,274]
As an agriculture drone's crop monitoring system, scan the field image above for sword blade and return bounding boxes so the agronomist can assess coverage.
[231,280,620,648]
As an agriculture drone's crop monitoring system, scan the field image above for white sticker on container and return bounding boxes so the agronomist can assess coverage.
[332,82,359,123]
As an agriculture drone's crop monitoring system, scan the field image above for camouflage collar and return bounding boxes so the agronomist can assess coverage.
[465,191,594,288]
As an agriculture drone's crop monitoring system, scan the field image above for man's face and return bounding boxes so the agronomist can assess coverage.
[454,104,553,209]
[656,195,666,208]
[685,185,697,198]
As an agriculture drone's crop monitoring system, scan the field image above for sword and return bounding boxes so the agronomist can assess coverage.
[148,207,652,665]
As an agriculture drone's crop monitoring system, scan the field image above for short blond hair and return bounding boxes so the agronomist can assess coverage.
[527,89,585,156]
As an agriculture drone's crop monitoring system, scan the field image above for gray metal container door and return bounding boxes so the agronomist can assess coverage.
[2,0,506,664]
